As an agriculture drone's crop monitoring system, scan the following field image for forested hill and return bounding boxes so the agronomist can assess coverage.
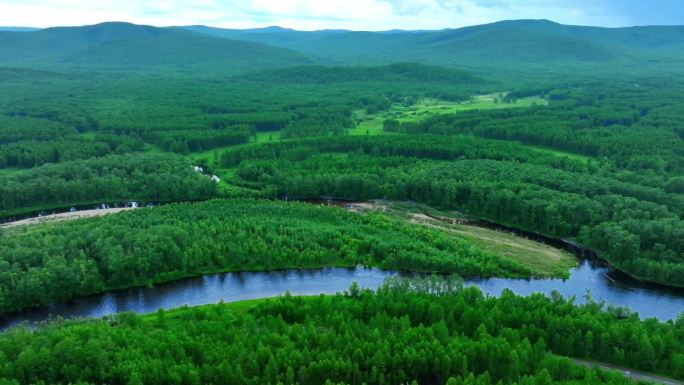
[182,20,684,70]
[0,27,38,32]
[0,22,312,73]
[3,20,684,75]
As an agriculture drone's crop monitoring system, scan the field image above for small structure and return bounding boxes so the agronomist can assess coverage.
[211,175,221,183]
[193,165,204,173]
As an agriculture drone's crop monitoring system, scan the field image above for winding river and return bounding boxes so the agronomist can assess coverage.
[2,260,684,331]
[1,200,684,331]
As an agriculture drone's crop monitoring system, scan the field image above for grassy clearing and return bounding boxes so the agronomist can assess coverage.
[350,93,588,164]
[351,201,577,278]
[525,144,592,163]
[188,131,284,164]
[348,109,386,136]
[350,92,548,136]
[438,222,577,278]
[390,94,548,123]
[0,167,21,176]
[254,130,283,143]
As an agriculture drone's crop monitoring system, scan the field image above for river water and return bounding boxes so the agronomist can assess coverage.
[2,261,683,331]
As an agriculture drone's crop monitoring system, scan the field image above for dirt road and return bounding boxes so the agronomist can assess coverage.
[1,208,134,228]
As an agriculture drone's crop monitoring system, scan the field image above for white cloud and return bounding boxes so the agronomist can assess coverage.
[0,0,632,30]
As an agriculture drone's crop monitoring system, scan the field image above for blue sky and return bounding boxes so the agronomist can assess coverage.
[1,0,683,30]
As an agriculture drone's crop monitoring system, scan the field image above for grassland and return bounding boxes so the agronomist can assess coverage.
[348,200,577,278]
[436,222,578,278]
[0,167,20,176]
[349,93,547,135]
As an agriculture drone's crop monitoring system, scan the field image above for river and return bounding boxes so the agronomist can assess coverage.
[1,199,684,330]
[2,260,683,331]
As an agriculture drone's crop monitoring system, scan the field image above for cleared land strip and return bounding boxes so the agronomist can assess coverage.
[344,201,577,277]
[1,208,134,228]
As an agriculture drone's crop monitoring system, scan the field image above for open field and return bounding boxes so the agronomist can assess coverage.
[344,201,577,278]
[348,94,590,164]
[349,93,547,135]
[422,218,578,278]
[389,94,548,123]
[188,130,284,164]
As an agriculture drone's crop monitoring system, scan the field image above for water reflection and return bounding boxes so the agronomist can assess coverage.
[469,260,684,320]
[1,263,683,331]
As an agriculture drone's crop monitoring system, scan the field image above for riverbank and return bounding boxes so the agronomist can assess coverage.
[2,288,682,385]
[1,198,681,329]
[1,198,547,319]
[3,258,684,332]
[0,207,135,228]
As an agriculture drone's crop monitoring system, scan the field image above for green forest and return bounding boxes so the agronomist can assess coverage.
[1,36,682,286]
[0,199,532,314]
[0,18,683,385]
[1,279,683,384]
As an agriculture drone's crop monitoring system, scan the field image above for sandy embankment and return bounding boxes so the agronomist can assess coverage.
[1,207,134,228]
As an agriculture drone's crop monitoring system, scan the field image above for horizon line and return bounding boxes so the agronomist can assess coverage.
[2,18,683,33]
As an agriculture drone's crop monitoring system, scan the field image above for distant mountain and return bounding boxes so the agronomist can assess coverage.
[180,25,348,59]
[0,27,39,32]
[2,20,683,75]
[0,22,312,72]
[184,20,684,69]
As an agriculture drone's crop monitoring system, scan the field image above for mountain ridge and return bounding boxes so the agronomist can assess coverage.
[0,21,313,72]
[179,19,684,68]
[1,20,683,74]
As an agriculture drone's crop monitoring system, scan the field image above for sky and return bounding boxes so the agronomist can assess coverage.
[1,0,683,30]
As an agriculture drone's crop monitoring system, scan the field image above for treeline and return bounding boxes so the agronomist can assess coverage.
[220,135,588,172]
[150,127,251,154]
[246,63,484,85]
[224,136,684,287]
[0,199,529,314]
[1,280,682,384]
[0,153,217,216]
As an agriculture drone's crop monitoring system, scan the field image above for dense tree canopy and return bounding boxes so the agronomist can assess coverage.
[0,153,217,216]
[1,280,682,384]
[0,199,529,314]
[1,21,684,385]
[217,79,684,287]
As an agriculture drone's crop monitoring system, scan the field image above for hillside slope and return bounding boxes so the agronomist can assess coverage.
[184,20,684,70]
[0,22,313,73]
